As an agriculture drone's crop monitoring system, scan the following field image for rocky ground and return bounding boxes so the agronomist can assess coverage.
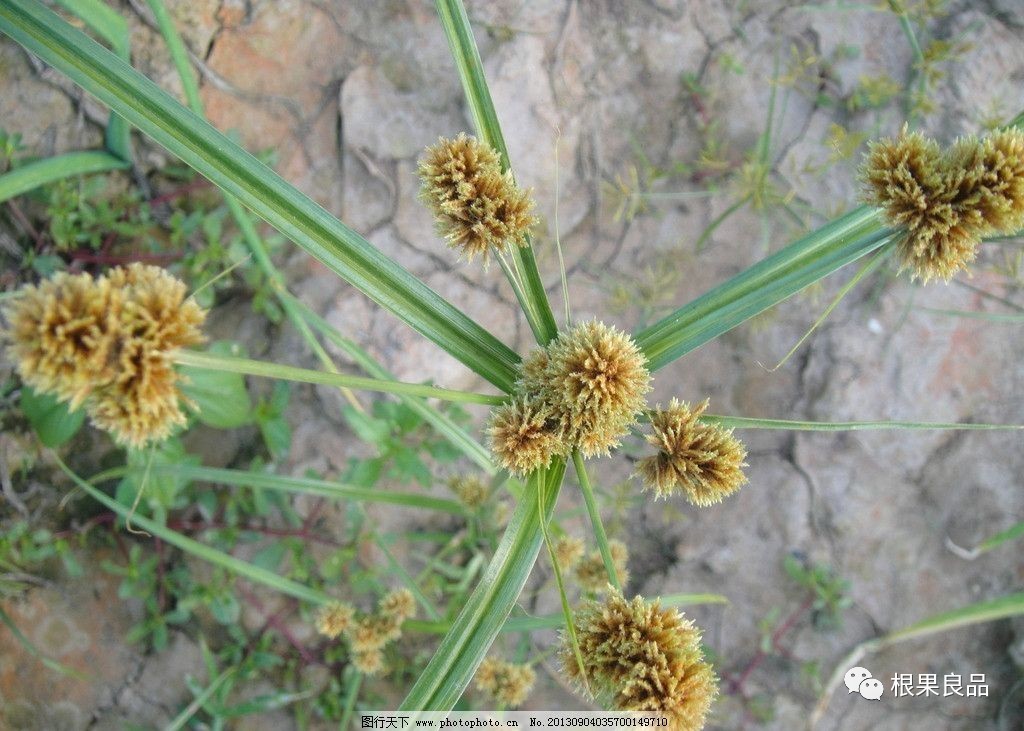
[2,1,1023,729]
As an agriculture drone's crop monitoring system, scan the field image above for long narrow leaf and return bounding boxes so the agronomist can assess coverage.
[89,464,469,516]
[173,349,506,406]
[58,459,333,606]
[812,592,1024,724]
[435,0,558,345]
[296,296,496,474]
[636,206,892,369]
[400,460,567,711]
[0,151,128,203]
[54,0,131,160]
[0,0,520,391]
[703,415,1023,431]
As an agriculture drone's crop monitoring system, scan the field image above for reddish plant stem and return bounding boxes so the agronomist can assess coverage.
[727,593,816,695]
[146,178,211,208]
[68,250,183,265]
[155,536,167,613]
[5,200,46,250]
[167,518,344,548]
[237,585,320,666]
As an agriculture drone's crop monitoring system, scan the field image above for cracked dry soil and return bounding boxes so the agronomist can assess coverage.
[1,1,1023,729]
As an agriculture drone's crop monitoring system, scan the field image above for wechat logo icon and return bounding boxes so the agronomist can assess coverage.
[844,667,883,701]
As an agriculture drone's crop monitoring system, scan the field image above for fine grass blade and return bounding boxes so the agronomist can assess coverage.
[812,591,1024,725]
[946,519,1024,561]
[295,297,496,474]
[59,458,333,606]
[434,0,558,345]
[0,151,129,203]
[173,349,506,406]
[400,460,567,711]
[0,605,88,680]
[702,415,1024,431]
[89,464,469,516]
[636,205,893,370]
[0,0,520,392]
[54,0,131,160]
[404,592,729,634]
[917,306,1024,324]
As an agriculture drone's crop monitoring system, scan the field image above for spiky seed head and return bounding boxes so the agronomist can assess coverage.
[315,602,356,639]
[944,128,1024,236]
[553,535,585,570]
[575,540,630,593]
[347,615,397,653]
[449,475,489,510]
[3,265,206,447]
[487,397,564,477]
[378,588,416,625]
[543,320,651,457]
[637,399,747,507]
[861,129,975,283]
[4,272,122,409]
[562,590,717,730]
[353,648,386,676]
[475,657,536,709]
[418,134,536,262]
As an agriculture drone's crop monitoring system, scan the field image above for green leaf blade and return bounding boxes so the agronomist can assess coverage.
[0,0,519,391]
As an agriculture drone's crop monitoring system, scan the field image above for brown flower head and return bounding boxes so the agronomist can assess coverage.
[315,602,356,639]
[378,588,416,626]
[353,648,386,676]
[861,129,974,282]
[553,535,586,570]
[449,475,489,510]
[475,657,536,709]
[542,321,651,457]
[944,128,1024,236]
[419,134,536,262]
[4,272,121,409]
[575,540,630,593]
[862,127,1024,282]
[4,265,205,447]
[562,590,717,730]
[637,399,747,507]
[347,615,396,653]
[89,265,205,447]
[487,397,563,477]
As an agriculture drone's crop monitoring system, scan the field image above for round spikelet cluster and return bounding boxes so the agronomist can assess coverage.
[575,540,630,593]
[448,475,490,510]
[314,589,416,676]
[3,264,205,447]
[637,399,747,507]
[862,127,1024,282]
[475,657,536,709]
[488,321,651,476]
[562,590,718,730]
[553,535,585,570]
[418,134,537,262]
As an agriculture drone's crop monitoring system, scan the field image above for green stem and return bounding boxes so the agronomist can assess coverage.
[572,451,620,593]
[702,415,1024,431]
[0,151,128,203]
[173,350,506,406]
[434,0,558,345]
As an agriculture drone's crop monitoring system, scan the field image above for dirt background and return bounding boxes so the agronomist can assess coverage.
[1,1,1023,729]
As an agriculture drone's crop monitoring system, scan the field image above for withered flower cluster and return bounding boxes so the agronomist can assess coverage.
[4,264,205,447]
[474,657,536,709]
[488,321,651,476]
[419,134,536,262]
[637,399,747,507]
[563,590,717,731]
[863,127,1024,282]
[314,588,416,676]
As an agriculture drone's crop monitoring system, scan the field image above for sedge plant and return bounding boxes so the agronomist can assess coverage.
[3,0,1024,727]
